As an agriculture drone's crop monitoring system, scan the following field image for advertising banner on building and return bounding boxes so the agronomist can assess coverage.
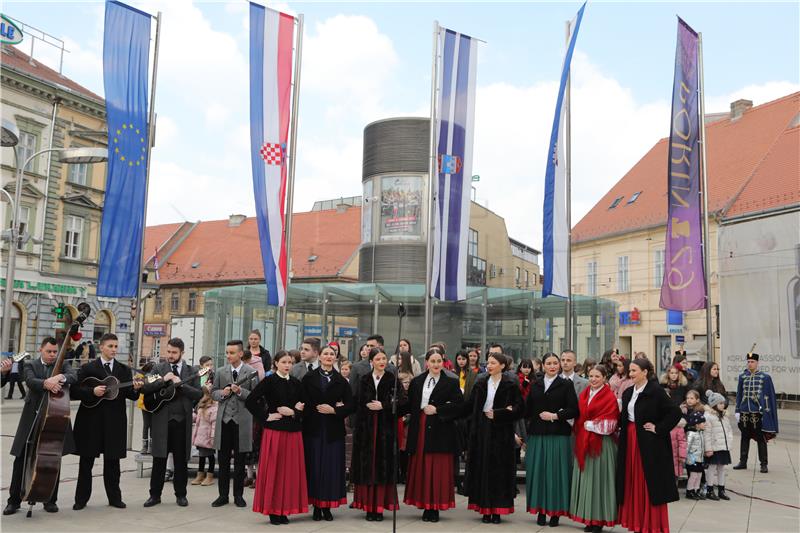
[719,211,800,396]
[380,176,422,240]
[660,17,707,312]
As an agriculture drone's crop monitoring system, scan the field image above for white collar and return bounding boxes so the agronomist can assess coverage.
[100,357,115,366]
[561,371,575,380]
[231,362,244,372]
[276,371,290,380]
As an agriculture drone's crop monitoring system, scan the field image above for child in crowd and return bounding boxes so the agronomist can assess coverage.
[683,389,707,499]
[703,391,733,500]
[191,385,218,486]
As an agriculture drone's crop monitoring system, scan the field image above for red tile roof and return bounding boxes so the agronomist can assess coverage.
[1,44,103,103]
[144,222,183,262]
[573,92,800,242]
[145,207,362,284]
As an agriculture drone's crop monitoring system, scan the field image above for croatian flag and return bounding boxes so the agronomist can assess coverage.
[542,2,586,298]
[249,3,296,306]
[431,27,478,302]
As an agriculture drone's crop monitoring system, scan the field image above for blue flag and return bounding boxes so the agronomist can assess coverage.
[97,0,151,297]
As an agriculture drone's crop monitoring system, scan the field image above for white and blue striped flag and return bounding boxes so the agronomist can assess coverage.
[542,2,586,298]
[431,26,478,301]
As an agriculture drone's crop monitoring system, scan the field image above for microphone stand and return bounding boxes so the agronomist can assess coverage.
[391,303,406,533]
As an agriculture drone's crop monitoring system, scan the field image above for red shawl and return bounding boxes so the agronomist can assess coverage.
[574,383,619,470]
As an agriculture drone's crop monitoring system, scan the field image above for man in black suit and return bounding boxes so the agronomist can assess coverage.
[141,337,203,507]
[4,337,77,515]
[71,333,142,510]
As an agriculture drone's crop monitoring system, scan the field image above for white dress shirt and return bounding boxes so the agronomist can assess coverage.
[483,375,502,412]
[372,372,383,391]
[628,383,647,422]
[561,371,575,381]
[543,374,557,393]
[100,357,115,373]
[420,374,438,409]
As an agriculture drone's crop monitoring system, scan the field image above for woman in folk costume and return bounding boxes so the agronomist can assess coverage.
[463,352,525,524]
[350,348,406,521]
[569,365,620,533]
[524,352,579,528]
[403,349,464,522]
[616,357,682,533]
[301,345,354,521]
[245,351,308,525]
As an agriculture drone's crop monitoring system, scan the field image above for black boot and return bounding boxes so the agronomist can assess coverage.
[313,506,322,521]
[422,509,431,522]
[322,508,333,521]
[430,510,439,522]
[537,513,547,526]
[482,514,491,523]
[760,464,768,473]
[269,514,281,525]
[718,486,730,500]
[685,489,697,500]
[706,486,719,500]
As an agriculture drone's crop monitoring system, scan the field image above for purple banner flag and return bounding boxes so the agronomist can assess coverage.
[660,18,707,311]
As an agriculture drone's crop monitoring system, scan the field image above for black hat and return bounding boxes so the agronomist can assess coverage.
[747,352,759,361]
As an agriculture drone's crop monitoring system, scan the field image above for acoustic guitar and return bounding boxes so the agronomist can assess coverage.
[217,370,260,402]
[79,373,155,408]
[143,367,210,413]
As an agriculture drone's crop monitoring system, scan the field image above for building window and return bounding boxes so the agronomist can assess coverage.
[187,291,197,313]
[618,255,629,292]
[64,215,84,259]
[489,264,496,279]
[654,249,665,287]
[6,303,22,353]
[153,337,161,358]
[18,131,37,168]
[68,163,88,186]
[608,196,624,209]
[515,267,521,285]
[170,291,180,312]
[468,228,478,257]
[154,292,163,314]
[587,261,597,296]
[16,206,30,251]
[627,191,642,204]
[524,270,529,287]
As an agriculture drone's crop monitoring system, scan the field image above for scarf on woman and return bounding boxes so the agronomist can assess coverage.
[574,383,619,470]
[518,373,532,400]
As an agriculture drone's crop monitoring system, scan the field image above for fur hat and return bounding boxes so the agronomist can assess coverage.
[706,390,726,408]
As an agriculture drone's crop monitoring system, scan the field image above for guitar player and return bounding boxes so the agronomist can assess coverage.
[71,333,142,510]
[141,337,203,508]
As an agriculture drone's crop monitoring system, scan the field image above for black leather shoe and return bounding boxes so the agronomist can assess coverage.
[549,515,560,527]
[176,496,188,507]
[760,464,768,473]
[211,497,229,507]
[718,486,730,500]
[3,503,20,515]
[491,514,501,524]
[73,502,87,511]
[313,506,322,521]
[269,514,281,525]
[109,500,126,509]
[366,512,375,521]
[375,513,384,521]
[143,497,161,507]
[482,514,491,523]
[430,510,439,523]
[234,497,246,508]
[322,508,333,521]
[43,503,58,513]
[279,515,288,524]
[732,462,747,470]
[422,510,431,522]
[538,513,548,526]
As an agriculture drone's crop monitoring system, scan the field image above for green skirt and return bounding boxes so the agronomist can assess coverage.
[525,434,572,516]
[568,436,618,527]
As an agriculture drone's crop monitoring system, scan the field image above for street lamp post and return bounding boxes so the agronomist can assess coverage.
[1,145,107,355]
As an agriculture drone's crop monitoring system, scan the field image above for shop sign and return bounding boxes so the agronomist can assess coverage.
[1,15,23,45]
[619,307,641,326]
[1,277,87,297]
[337,327,358,337]
[143,324,167,336]
[667,309,684,334]
[304,326,322,336]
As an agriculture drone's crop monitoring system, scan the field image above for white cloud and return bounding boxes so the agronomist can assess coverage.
[706,80,800,113]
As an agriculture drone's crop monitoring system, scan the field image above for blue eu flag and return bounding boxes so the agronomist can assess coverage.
[97,1,152,297]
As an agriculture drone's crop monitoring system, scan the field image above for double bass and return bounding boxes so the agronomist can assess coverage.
[22,302,91,514]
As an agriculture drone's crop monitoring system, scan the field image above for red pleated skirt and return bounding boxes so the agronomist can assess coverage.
[403,412,456,510]
[618,423,670,533]
[253,429,309,516]
[353,484,398,513]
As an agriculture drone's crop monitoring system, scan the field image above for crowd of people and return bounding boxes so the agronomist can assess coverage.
[1,333,780,533]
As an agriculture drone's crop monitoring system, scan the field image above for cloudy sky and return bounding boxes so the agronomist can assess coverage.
[6,0,799,252]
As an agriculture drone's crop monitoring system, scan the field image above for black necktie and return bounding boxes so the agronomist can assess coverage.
[104,362,112,375]
[172,364,178,376]
[308,363,313,372]
[232,369,239,382]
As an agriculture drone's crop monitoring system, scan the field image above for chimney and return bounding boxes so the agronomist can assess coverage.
[730,99,753,121]
[228,214,247,227]
[335,203,349,213]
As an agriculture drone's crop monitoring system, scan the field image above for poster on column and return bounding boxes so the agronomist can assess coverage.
[718,211,800,396]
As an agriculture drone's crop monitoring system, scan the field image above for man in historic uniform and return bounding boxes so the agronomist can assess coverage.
[733,352,778,473]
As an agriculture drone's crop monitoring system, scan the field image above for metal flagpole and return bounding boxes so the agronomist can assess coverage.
[128,11,161,449]
[424,21,440,350]
[277,13,304,351]
[697,32,714,362]
[564,19,573,350]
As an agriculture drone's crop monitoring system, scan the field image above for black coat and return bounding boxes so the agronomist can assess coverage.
[525,376,579,437]
[662,383,688,407]
[71,359,139,459]
[616,379,682,506]
[350,372,406,485]
[11,359,77,457]
[245,373,305,432]
[403,372,463,455]
[463,374,524,511]
[301,368,354,442]
[246,345,272,372]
